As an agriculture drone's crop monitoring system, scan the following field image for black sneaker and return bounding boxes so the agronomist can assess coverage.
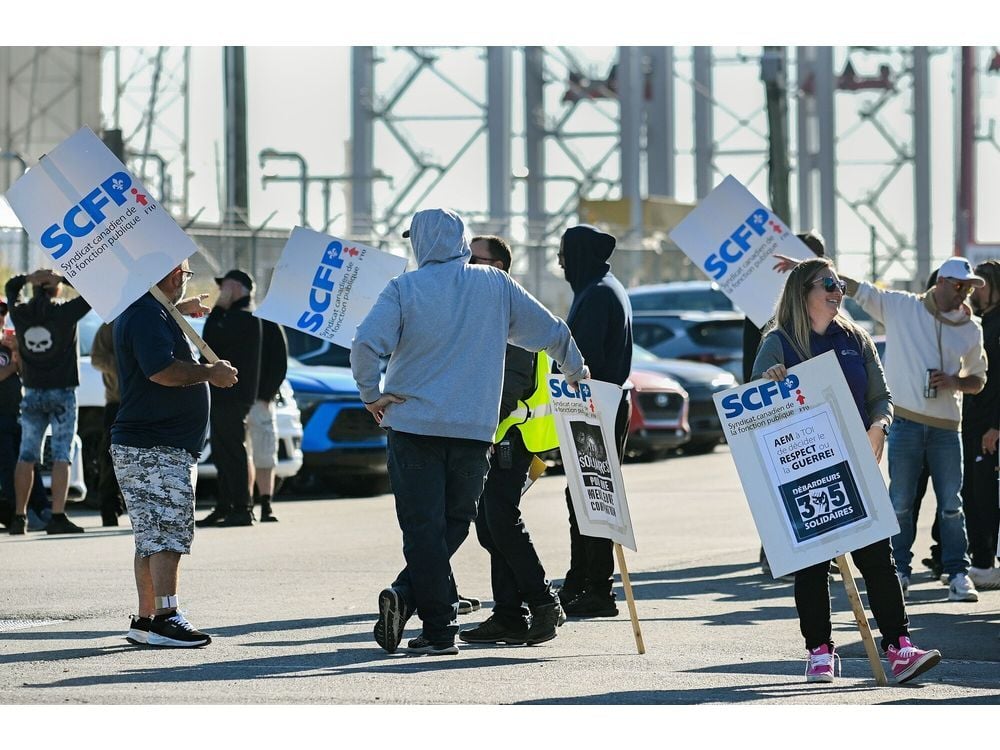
[195,508,230,528]
[102,513,120,527]
[219,509,255,527]
[404,635,459,656]
[147,611,211,648]
[556,586,583,608]
[374,587,411,654]
[125,615,152,645]
[46,515,85,535]
[524,602,565,645]
[259,502,279,522]
[563,590,618,618]
[459,614,528,645]
[457,594,481,615]
[9,515,26,536]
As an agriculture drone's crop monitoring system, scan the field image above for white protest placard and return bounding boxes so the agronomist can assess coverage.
[4,126,199,322]
[715,351,898,577]
[549,375,636,551]
[668,175,816,328]
[255,226,408,349]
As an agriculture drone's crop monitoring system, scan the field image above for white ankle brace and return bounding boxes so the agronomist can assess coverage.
[155,595,178,610]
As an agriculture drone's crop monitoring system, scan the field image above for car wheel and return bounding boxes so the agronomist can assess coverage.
[77,407,104,509]
[682,440,718,455]
[332,474,391,498]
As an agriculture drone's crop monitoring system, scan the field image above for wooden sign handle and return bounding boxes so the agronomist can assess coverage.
[835,554,888,686]
[614,543,646,655]
[149,285,219,364]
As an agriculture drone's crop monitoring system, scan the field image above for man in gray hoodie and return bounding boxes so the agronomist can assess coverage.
[352,208,588,656]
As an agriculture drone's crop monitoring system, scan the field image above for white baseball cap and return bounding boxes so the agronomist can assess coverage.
[937,257,985,287]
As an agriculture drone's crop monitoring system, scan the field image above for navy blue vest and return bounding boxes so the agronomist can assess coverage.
[775,323,870,428]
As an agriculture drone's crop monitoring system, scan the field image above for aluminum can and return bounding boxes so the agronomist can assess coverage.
[924,369,937,399]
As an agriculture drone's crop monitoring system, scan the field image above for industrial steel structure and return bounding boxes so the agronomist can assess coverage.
[3,46,998,301]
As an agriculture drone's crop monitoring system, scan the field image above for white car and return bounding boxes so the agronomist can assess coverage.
[75,310,304,499]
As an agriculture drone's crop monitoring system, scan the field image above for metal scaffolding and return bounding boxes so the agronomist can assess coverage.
[105,46,191,220]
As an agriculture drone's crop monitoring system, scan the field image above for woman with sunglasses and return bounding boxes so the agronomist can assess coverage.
[752,257,941,684]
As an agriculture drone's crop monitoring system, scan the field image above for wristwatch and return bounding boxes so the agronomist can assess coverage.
[880,422,890,437]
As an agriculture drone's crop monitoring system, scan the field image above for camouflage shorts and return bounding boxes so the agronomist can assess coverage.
[111,444,198,557]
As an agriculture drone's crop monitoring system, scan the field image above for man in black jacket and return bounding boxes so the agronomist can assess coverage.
[459,235,565,646]
[964,260,1000,590]
[197,270,262,528]
[556,225,633,617]
[5,270,91,535]
[249,318,288,522]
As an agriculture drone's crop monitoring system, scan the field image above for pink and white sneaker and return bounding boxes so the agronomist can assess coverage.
[805,643,840,683]
[886,636,941,684]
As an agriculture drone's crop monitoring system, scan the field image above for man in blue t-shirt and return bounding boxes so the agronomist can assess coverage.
[111,260,238,648]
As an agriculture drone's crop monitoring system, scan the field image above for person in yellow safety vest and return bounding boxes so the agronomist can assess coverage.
[458,235,567,647]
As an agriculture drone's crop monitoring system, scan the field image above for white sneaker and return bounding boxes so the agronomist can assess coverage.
[948,573,980,602]
[898,574,910,597]
[968,566,1000,590]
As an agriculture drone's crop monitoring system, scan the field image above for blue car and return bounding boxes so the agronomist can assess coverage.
[283,329,389,495]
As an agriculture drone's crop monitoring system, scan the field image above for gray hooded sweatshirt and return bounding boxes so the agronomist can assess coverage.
[351,208,586,443]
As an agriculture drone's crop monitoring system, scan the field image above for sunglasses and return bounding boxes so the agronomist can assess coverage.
[809,277,847,294]
[179,270,195,279]
[947,280,974,296]
[469,255,495,265]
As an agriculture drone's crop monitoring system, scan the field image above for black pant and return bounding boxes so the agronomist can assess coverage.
[562,391,631,598]
[210,398,253,514]
[910,462,941,565]
[475,428,556,624]
[387,430,491,643]
[962,429,1000,569]
[795,538,908,652]
[98,402,124,517]
[0,415,48,519]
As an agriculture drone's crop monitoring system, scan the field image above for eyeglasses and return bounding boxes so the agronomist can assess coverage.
[809,277,847,294]
[947,280,974,296]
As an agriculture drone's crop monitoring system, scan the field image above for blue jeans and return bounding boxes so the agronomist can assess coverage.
[888,417,970,578]
[387,430,490,644]
[19,387,77,463]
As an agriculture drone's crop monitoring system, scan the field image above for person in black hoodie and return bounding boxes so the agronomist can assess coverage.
[556,224,633,617]
[963,260,1000,590]
[5,269,91,535]
[197,270,262,528]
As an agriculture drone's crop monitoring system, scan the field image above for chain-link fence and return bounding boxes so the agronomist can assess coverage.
[1,219,708,317]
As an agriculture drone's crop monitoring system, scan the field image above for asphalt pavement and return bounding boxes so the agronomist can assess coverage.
[1,446,998,713]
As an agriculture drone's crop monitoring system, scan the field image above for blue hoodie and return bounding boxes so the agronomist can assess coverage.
[351,209,586,443]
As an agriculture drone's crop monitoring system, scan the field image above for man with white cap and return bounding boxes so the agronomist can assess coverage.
[845,256,987,603]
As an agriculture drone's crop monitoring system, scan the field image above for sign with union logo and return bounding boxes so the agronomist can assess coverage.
[714,351,898,578]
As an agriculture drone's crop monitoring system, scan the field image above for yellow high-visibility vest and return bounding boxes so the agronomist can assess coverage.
[494,350,559,453]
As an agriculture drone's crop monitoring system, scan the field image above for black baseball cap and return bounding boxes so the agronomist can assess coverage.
[214,269,254,291]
